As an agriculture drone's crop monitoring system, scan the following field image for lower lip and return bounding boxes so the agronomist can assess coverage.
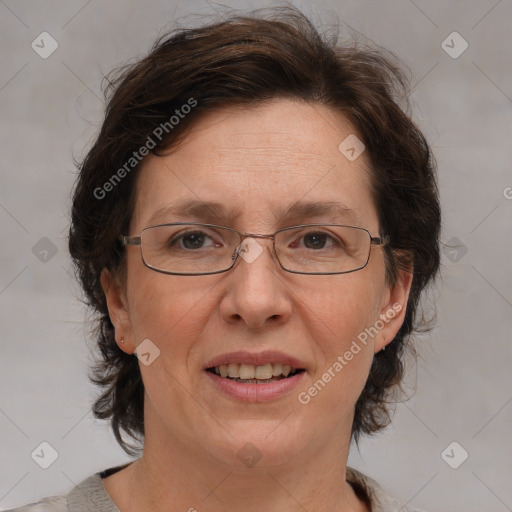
[205,370,305,402]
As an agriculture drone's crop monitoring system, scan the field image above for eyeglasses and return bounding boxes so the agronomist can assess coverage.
[119,222,390,276]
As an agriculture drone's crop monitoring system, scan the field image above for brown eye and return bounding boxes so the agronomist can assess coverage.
[176,231,208,250]
[302,232,329,249]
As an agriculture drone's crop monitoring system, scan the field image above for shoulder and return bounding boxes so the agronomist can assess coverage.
[4,471,120,512]
[346,466,426,512]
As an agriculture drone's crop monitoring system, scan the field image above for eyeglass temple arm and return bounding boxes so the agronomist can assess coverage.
[119,235,141,246]
[371,235,390,246]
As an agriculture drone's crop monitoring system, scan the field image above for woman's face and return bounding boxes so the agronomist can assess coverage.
[103,98,410,469]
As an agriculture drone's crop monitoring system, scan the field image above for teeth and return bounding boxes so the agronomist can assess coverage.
[272,363,283,377]
[227,363,239,378]
[255,363,273,380]
[215,363,298,380]
[239,364,255,380]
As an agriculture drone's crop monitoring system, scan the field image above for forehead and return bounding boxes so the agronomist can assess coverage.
[130,99,377,231]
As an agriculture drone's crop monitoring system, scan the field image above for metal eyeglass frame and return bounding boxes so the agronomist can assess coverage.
[119,222,390,276]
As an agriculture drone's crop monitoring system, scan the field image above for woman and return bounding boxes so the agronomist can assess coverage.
[10,6,440,511]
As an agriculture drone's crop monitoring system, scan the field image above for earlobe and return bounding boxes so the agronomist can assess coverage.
[100,268,133,353]
[373,267,413,353]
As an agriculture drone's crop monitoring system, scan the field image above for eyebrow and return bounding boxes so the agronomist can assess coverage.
[146,199,355,226]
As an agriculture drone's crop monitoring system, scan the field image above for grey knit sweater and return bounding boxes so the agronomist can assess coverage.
[5,465,423,511]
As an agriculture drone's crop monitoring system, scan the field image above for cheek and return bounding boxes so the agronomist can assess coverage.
[292,271,384,401]
[292,270,385,343]
[295,283,378,412]
[126,264,219,363]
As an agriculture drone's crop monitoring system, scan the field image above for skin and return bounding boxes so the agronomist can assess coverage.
[101,98,412,511]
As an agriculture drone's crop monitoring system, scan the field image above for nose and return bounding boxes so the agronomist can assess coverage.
[219,236,293,330]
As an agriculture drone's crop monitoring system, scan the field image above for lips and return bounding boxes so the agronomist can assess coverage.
[204,350,306,382]
[213,362,297,379]
[204,350,307,400]
[203,350,306,371]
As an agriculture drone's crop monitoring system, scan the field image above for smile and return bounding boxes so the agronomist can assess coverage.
[207,363,304,383]
[204,351,307,402]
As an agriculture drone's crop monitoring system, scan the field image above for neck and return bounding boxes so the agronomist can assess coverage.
[123,409,367,511]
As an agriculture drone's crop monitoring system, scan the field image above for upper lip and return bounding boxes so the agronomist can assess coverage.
[204,350,306,370]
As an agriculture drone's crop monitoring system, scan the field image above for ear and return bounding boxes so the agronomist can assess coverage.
[100,268,134,354]
[373,266,413,353]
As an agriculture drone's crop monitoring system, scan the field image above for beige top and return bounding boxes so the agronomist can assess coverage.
[5,465,424,511]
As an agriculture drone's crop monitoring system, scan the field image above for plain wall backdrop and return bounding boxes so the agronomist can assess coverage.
[1,1,511,510]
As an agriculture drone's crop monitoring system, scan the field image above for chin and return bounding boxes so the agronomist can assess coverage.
[196,418,313,470]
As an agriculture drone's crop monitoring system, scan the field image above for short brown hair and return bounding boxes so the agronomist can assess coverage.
[69,6,440,454]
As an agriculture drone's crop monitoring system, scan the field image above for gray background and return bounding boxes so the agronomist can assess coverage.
[1,0,511,510]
